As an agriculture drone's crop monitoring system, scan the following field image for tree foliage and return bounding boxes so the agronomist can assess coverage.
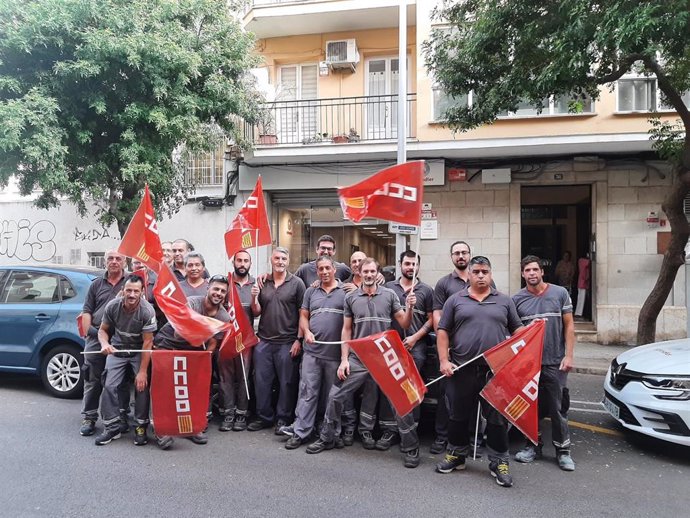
[424,1,690,344]
[0,0,261,235]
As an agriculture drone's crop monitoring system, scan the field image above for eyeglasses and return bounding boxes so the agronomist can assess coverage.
[451,251,470,257]
[209,275,228,284]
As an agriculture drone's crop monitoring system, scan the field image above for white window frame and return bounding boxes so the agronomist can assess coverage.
[431,86,472,122]
[616,72,690,113]
[497,94,595,119]
[185,143,226,186]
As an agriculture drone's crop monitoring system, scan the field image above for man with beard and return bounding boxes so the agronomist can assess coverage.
[248,247,306,433]
[93,275,157,446]
[512,255,575,471]
[284,255,346,450]
[295,235,352,287]
[377,250,433,450]
[79,250,129,437]
[307,258,421,469]
[179,252,209,297]
[171,239,193,280]
[218,250,257,432]
[153,275,232,448]
[436,256,523,487]
[429,240,472,454]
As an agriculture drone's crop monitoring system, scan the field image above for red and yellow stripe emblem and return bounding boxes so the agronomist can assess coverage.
[177,415,193,434]
[504,395,529,421]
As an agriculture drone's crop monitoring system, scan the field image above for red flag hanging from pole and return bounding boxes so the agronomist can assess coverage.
[218,280,259,362]
[337,161,425,226]
[150,350,212,436]
[224,176,272,258]
[480,321,544,445]
[153,265,230,346]
[118,184,164,271]
[346,330,427,417]
[483,320,546,373]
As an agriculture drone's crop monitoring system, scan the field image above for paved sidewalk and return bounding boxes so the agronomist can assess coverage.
[572,341,634,376]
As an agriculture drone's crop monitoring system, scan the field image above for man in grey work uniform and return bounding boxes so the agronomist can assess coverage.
[248,247,306,433]
[307,257,422,469]
[218,250,257,432]
[512,255,576,471]
[436,256,523,487]
[284,255,347,450]
[295,234,351,287]
[154,275,232,448]
[79,250,128,437]
[377,250,433,451]
[93,275,157,446]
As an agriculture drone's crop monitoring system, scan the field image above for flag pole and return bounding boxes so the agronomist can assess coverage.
[394,0,408,278]
[240,352,250,401]
[473,400,481,460]
[424,353,483,388]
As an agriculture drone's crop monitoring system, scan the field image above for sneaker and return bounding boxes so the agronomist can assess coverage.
[360,431,376,450]
[514,443,542,463]
[557,452,576,472]
[429,437,447,455]
[489,460,513,487]
[94,429,121,446]
[404,448,420,468]
[306,438,335,454]
[80,419,96,437]
[186,431,208,445]
[375,431,399,451]
[119,413,130,434]
[278,424,295,437]
[219,415,235,432]
[274,420,288,436]
[133,426,148,446]
[232,415,247,431]
[156,435,174,450]
[342,430,355,447]
[436,450,466,473]
[247,419,270,432]
[334,436,345,449]
[285,435,303,450]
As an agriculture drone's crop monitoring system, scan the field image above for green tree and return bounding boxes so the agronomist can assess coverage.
[0,0,261,236]
[424,0,690,344]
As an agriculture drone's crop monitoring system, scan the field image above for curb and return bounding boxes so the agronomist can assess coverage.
[572,365,608,376]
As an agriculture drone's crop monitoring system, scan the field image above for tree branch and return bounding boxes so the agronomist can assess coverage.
[596,54,645,84]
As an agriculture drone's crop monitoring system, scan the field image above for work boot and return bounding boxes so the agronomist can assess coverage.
[514,442,543,463]
[429,437,447,455]
[436,449,466,473]
[375,431,398,451]
[133,425,148,446]
[306,438,335,454]
[94,429,121,446]
[156,435,174,450]
[489,460,513,487]
[557,452,576,471]
[285,435,303,450]
[119,412,130,434]
[360,431,376,450]
[404,448,420,469]
[342,430,355,447]
[247,419,270,432]
[219,415,235,432]
[274,419,288,436]
[186,431,208,445]
[232,415,248,431]
[80,419,96,437]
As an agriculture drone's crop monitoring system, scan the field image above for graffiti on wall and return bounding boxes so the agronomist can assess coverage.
[74,227,112,241]
[0,219,57,262]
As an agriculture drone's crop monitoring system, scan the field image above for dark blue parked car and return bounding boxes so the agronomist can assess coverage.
[0,265,102,398]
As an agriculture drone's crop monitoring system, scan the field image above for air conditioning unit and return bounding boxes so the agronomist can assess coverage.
[325,39,359,72]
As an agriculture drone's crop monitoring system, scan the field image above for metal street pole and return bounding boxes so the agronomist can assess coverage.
[395,0,407,278]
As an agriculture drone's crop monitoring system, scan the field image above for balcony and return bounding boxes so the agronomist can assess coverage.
[242,0,416,39]
[245,93,416,148]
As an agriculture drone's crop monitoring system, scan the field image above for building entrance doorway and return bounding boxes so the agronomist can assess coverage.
[521,185,593,321]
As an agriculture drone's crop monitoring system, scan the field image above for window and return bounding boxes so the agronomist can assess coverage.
[617,77,657,112]
[659,90,690,111]
[432,86,469,121]
[58,276,76,301]
[1,271,59,303]
[185,144,225,186]
[499,95,594,118]
[88,252,105,269]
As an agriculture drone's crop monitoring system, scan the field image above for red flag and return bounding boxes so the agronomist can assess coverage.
[131,268,149,297]
[118,184,163,270]
[483,320,546,373]
[76,314,87,338]
[224,176,271,258]
[153,265,230,346]
[346,330,427,417]
[218,280,259,362]
[337,161,425,226]
[480,322,544,445]
[150,350,211,436]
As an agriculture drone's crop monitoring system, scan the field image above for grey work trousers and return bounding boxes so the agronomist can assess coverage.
[253,340,299,424]
[80,337,131,421]
[218,350,252,417]
[101,354,150,432]
[320,355,419,452]
[293,353,341,440]
[378,345,426,432]
[537,365,571,451]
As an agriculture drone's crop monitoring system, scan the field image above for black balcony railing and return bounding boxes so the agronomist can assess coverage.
[245,93,416,146]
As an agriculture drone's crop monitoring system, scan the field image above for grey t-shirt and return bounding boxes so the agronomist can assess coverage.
[180,279,209,297]
[301,283,346,361]
[295,260,352,287]
[257,273,306,343]
[82,272,126,327]
[154,295,230,350]
[512,284,573,366]
[102,297,157,350]
[385,279,433,347]
[233,275,256,325]
[438,288,522,364]
[344,286,403,340]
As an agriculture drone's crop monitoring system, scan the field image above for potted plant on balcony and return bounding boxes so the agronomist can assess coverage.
[332,128,360,144]
[302,133,328,145]
[257,107,278,144]
[332,133,348,144]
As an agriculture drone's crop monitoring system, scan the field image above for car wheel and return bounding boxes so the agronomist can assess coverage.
[41,344,84,399]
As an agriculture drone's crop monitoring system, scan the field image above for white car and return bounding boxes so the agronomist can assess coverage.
[603,338,690,447]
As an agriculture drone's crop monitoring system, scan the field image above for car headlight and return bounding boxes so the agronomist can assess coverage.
[643,376,690,400]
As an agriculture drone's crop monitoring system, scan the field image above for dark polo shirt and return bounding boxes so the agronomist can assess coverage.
[344,285,403,340]
[233,274,256,325]
[433,270,469,311]
[385,278,434,344]
[82,272,127,329]
[155,295,230,350]
[257,272,306,343]
[301,282,346,361]
[512,284,573,366]
[295,260,352,287]
[438,287,522,364]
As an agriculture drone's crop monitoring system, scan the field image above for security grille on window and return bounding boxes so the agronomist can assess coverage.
[185,144,225,186]
[88,252,105,269]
